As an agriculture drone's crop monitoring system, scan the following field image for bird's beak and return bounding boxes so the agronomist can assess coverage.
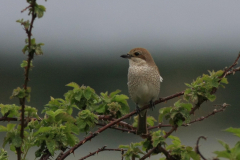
[121,54,132,59]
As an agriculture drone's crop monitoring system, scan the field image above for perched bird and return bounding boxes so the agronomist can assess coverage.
[121,48,163,135]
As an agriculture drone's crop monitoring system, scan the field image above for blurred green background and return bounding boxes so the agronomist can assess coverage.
[1,1,240,159]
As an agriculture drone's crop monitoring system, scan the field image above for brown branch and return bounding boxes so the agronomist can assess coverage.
[79,146,126,160]
[58,91,184,159]
[97,123,137,134]
[195,136,207,160]
[148,103,230,130]
[18,1,37,159]
[222,52,240,78]
[21,5,31,13]
[98,115,135,130]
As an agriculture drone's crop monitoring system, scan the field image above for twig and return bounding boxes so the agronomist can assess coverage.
[222,53,240,78]
[58,91,184,160]
[21,5,31,13]
[195,136,207,160]
[148,103,230,130]
[98,115,135,130]
[79,146,126,160]
[97,123,137,134]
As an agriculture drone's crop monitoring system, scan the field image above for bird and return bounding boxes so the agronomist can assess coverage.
[121,48,163,135]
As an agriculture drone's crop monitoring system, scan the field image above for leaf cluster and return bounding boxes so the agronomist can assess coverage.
[119,142,144,160]
[0,148,8,160]
[159,100,192,126]
[95,90,129,118]
[22,38,44,55]
[214,128,240,159]
[162,135,200,160]
[184,70,228,102]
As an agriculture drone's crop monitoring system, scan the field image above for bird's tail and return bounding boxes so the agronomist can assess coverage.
[137,110,147,135]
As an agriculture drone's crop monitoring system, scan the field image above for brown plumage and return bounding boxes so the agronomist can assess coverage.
[121,48,163,135]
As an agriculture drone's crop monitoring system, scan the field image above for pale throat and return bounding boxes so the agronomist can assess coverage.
[128,58,147,67]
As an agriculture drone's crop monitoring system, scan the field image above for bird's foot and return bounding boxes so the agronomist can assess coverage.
[135,104,141,115]
[149,100,155,111]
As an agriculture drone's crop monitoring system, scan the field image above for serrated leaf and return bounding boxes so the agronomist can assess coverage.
[0,125,7,132]
[206,94,216,102]
[214,150,231,158]
[66,82,79,88]
[119,145,130,149]
[221,77,228,84]
[225,127,240,137]
[34,127,52,136]
[6,124,16,131]
[109,90,121,98]
[146,116,156,127]
[218,140,230,151]
[12,135,22,147]
[46,139,56,156]
[83,87,92,100]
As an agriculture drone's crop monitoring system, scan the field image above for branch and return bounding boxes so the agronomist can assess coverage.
[58,91,184,159]
[148,103,230,130]
[195,136,207,160]
[79,146,126,160]
[222,52,240,78]
[18,1,37,159]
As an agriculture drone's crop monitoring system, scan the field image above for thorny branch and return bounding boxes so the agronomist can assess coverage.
[58,91,185,159]
[195,136,207,160]
[148,103,230,130]
[79,146,126,160]
[17,0,37,159]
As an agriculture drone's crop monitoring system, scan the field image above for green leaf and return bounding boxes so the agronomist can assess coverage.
[225,127,240,137]
[220,77,228,84]
[109,90,121,97]
[176,120,183,127]
[146,116,156,127]
[214,150,231,158]
[0,125,7,132]
[12,135,22,147]
[46,139,56,156]
[217,140,231,151]
[119,145,130,149]
[83,87,92,100]
[34,127,52,136]
[206,94,216,102]
[6,124,16,131]
[66,82,79,88]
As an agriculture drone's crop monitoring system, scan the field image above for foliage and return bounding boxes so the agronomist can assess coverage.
[95,90,129,118]
[159,100,192,126]
[0,149,8,160]
[213,128,240,160]
[165,135,200,160]
[119,142,144,160]
[184,70,228,103]
[132,116,157,128]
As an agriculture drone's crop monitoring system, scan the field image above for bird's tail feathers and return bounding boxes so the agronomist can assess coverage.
[137,111,147,135]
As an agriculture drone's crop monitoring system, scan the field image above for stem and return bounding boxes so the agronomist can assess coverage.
[19,0,36,159]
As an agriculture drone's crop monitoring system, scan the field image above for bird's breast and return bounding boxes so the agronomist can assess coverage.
[127,65,160,106]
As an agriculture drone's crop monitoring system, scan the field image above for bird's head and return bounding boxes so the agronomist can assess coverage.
[121,48,156,66]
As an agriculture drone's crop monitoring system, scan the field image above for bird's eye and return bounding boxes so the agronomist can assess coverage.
[134,52,140,56]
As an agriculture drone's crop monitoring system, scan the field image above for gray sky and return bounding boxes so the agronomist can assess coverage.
[1,0,240,58]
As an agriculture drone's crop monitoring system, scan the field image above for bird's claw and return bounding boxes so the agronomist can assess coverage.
[150,100,155,111]
[136,105,141,115]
